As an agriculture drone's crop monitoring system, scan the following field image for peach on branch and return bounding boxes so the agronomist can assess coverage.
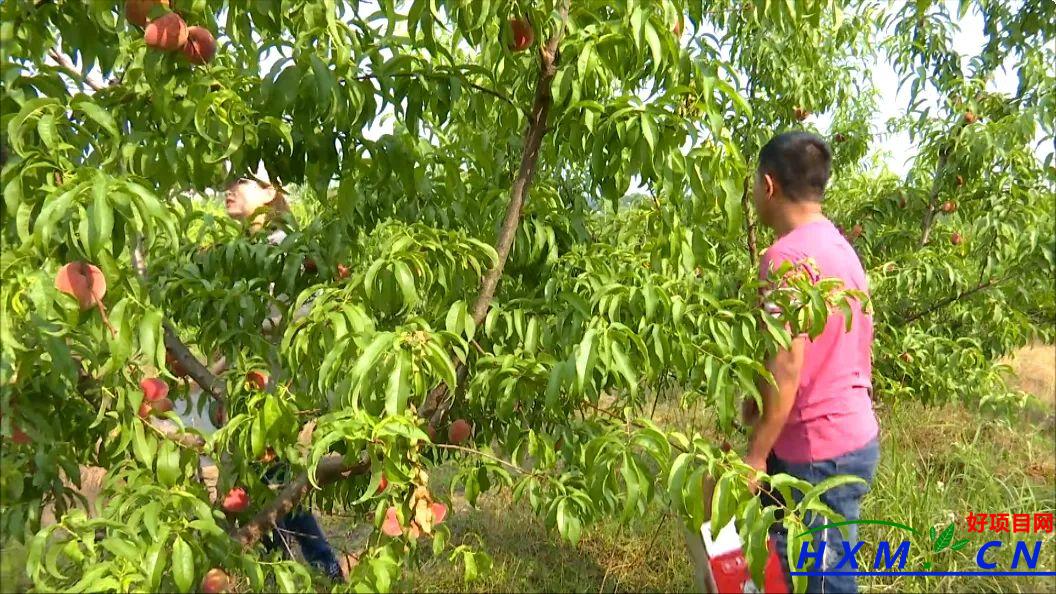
[140,377,169,402]
[125,0,169,27]
[54,262,106,310]
[448,419,472,444]
[381,506,403,537]
[222,487,249,513]
[208,400,227,427]
[182,26,217,65]
[246,370,268,390]
[508,18,534,52]
[430,502,447,524]
[144,12,188,52]
[200,568,230,594]
[138,397,174,418]
[165,349,189,377]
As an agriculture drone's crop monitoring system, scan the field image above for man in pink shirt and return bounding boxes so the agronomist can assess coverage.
[744,132,880,593]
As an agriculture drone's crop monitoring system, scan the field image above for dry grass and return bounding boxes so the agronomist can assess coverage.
[1005,342,1056,404]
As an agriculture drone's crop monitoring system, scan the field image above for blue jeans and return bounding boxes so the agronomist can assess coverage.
[263,510,343,580]
[764,437,880,594]
[261,466,343,580]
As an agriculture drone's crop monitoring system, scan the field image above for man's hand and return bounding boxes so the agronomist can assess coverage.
[745,454,767,494]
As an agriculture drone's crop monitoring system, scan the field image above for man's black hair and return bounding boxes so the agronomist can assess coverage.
[757,131,832,202]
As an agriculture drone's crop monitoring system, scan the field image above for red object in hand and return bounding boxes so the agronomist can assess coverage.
[707,537,787,594]
[222,487,249,513]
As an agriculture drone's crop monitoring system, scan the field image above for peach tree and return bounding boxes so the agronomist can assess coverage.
[1,0,1052,592]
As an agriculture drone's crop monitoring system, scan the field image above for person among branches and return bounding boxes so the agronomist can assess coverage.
[744,131,880,594]
[219,174,345,582]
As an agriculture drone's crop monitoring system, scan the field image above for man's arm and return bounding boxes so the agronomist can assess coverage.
[745,336,806,472]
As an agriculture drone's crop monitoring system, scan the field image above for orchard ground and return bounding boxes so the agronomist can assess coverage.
[2,345,1053,593]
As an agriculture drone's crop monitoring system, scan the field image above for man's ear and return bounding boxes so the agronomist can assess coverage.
[763,173,778,200]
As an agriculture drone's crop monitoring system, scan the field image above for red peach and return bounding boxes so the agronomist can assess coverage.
[125,0,169,27]
[508,18,534,52]
[140,377,169,402]
[200,568,230,593]
[221,487,249,513]
[381,506,402,537]
[54,262,106,310]
[448,419,472,444]
[430,502,447,524]
[246,371,268,390]
[182,26,217,65]
[144,12,188,52]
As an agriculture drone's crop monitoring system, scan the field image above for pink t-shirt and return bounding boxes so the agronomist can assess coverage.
[758,218,879,463]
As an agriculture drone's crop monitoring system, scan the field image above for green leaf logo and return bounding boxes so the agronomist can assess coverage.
[931,523,956,553]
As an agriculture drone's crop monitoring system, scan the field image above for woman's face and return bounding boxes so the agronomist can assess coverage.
[225,179,274,220]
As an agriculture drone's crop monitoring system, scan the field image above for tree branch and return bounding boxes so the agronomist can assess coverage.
[901,275,1006,324]
[920,120,968,246]
[147,419,207,450]
[47,49,105,92]
[420,1,571,424]
[163,324,227,401]
[741,176,758,262]
[918,150,949,246]
[742,70,759,263]
[233,455,370,547]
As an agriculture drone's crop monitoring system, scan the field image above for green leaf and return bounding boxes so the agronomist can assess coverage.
[575,328,596,392]
[640,113,657,152]
[143,542,167,591]
[384,350,409,415]
[799,474,866,514]
[131,421,157,468]
[8,98,61,154]
[88,178,114,257]
[34,187,77,249]
[644,22,663,68]
[171,536,194,593]
[101,537,138,562]
[156,440,180,487]
[275,566,297,593]
[393,261,419,309]
[37,113,60,150]
[710,471,736,534]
